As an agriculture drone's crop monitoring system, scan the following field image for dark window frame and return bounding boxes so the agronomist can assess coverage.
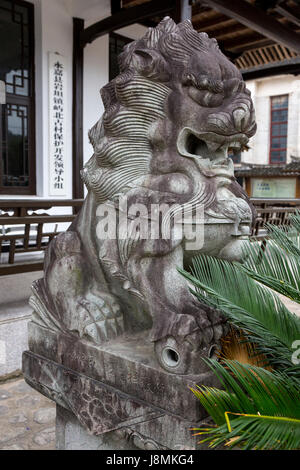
[109,32,132,82]
[0,0,36,195]
[269,94,288,165]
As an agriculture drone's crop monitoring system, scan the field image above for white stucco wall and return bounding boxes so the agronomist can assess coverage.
[83,35,108,167]
[243,75,300,165]
[83,23,147,166]
[0,0,147,199]
[19,0,73,199]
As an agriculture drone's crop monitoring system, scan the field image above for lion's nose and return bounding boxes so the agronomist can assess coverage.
[233,106,250,132]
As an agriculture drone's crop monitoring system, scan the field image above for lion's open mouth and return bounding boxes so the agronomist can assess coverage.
[177,128,249,178]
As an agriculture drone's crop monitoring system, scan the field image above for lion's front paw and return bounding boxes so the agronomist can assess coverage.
[67,292,124,343]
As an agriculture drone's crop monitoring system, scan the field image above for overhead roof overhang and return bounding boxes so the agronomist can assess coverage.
[72,0,300,199]
[88,0,300,79]
[235,160,300,177]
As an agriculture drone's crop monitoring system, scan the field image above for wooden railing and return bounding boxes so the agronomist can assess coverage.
[0,199,83,276]
[251,199,300,240]
[0,198,300,276]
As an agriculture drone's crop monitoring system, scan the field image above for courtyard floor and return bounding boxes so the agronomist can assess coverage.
[0,377,55,450]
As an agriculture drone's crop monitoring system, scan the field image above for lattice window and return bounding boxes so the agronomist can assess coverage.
[1,103,29,187]
[270,95,288,164]
[0,0,35,194]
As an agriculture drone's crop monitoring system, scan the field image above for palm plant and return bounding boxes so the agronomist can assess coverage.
[179,213,300,450]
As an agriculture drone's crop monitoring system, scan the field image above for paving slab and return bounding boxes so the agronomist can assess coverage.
[0,377,55,450]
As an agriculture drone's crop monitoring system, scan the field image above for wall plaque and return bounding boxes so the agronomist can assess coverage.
[49,52,67,196]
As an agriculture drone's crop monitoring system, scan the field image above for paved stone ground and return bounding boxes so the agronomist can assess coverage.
[0,377,55,450]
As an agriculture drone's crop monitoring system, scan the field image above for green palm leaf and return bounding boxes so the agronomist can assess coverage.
[178,256,300,375]
[241,214,300,300]
[265,222,300,257]
[242,239,300,301]
[181,213,300,450]
[191,360,300,450]
[194,414,300,450]
[290,212,300,234]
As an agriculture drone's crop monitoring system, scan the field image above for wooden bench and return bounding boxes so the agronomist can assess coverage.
[0,199,83,275]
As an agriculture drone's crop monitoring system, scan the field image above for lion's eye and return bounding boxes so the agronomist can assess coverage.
[183,72,224,107]
[184,72,223,93]
[188,86,224,108]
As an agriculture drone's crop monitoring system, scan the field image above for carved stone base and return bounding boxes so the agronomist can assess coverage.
[23,321,218,450]
[56,406,140,450]
[56,405,200,450]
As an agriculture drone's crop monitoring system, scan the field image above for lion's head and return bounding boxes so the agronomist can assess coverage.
[82,17,256,261]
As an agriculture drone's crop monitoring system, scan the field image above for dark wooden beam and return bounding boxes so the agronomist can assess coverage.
[223,33,271,52]
[216,40,241,60]
[275,3,300,27]
[72,18,84,200]
[201,0,300,53]
[0,262,44,276]
[191,4,211,20]
[242,61,300,80]
[139,18,161,28]
[80,0,175,46]
[111,0,122,15]
[194,15,235,32]
[213,23,250,40]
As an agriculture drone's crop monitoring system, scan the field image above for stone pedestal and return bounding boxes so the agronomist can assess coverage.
[22,322,216,450]
[21,17,256,450]
[56,406,139,450]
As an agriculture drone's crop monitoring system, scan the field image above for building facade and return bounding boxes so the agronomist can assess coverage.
[237,74,300,199]
[1,0,300,201]
[0,0,147,201]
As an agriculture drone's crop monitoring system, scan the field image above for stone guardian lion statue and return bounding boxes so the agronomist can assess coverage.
[30,17,256,375]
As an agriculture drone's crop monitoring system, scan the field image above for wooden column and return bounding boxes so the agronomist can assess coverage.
[72,18,84,201]
[111,0,121,15]
[174,0,192,22]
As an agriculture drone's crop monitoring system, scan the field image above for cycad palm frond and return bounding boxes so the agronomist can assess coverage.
[178,255,300,375]
[241,216,300,301]
[191,360,300,450]
[194,414,300,450]
[179,213,300,449]
[241,239,300,302]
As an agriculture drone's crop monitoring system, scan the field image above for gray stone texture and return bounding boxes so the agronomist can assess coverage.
[0,271,42,377]
[56,406,139,450]
[22,18,257,450]
[0,378,55,450]
[28,17,256,377]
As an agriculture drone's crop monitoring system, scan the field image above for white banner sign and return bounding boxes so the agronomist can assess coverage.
[252,177,296,199]
[0,80,5,104]
[49,52,67,196]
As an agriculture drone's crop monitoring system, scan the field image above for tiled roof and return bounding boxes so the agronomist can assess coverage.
[235,161,300,177]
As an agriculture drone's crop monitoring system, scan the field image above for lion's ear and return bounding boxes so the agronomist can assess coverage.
[133,49,170,81]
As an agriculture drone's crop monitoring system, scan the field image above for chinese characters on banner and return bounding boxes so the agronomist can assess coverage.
[49,52,66,196]
[252,177,296,198]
